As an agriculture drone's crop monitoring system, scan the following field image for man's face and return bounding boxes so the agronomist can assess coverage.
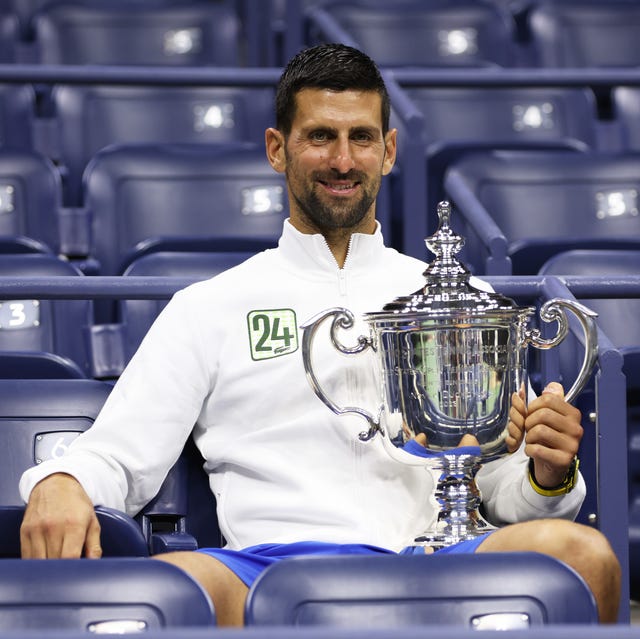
[266,88,397,236]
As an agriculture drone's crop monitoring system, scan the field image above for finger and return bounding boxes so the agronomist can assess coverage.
[22,515,65,559]
[414,433,427,447]
[526,422,581,450]
[525,442,576,476]
[459,434,479,447]
[506,419,524,453]
[84,515,103,559]
[20,520,48,559]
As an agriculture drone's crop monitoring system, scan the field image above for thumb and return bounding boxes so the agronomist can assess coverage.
[542,381,565,398]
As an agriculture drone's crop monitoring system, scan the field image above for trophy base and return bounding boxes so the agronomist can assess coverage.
[413,513,498,550]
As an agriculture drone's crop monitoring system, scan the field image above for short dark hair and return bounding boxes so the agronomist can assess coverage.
[275,43,391,136]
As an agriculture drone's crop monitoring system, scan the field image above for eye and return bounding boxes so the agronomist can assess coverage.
[351,129,375,143]
[309,130,330,143]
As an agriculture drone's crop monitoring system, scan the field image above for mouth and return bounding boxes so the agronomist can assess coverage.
[318,178,360,196]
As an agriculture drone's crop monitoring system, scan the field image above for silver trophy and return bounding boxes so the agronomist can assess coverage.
[302,201,598,547]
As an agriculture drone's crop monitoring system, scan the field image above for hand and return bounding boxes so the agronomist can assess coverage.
[524,382,583,488]
[20,473,102,559]
[506,385,527,453]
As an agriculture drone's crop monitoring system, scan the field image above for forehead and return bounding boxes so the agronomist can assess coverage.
[292,88,384,131]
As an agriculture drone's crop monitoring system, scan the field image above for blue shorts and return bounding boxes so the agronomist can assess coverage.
[198,534,493,587]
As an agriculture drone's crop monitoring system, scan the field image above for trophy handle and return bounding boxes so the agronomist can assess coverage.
[301,307,381,440]
[525,298,598,404]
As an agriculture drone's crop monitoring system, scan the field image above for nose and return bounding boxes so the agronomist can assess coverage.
[328,137,355,174]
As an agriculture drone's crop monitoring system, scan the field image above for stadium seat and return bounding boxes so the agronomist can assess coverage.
[0,253,93,378]
[244,552,598,626]
[50,84,274,205]
[538,249,640,599]
[0,6,19,62]
[305,0,521,68]
[0,378,150,557]
[527,1,640,67]
[398,85,600,222]
[81,143,287,276]
[612,87,640,152]
[0,148,63,254]
[113,249,262,371]
[0,85,36,151]
[0,375,221,557]
[442,150,640,275]
[0,557,215,630]
[31,0,244,67]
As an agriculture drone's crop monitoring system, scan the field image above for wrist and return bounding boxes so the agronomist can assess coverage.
[528,456,579,496]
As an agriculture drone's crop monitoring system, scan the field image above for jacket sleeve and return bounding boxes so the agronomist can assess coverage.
[19,286,215,517]
[476,441,586,525]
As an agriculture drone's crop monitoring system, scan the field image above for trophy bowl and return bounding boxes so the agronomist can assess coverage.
[302,201,598,547]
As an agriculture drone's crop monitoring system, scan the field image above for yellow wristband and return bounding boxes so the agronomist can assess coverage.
[528,457,579,497]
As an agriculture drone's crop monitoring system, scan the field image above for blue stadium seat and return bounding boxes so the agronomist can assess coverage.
[306,0,521,68]
[81,143,287,276]
[0,557,215,630]
[397,85,600,222]
[0,253,93,378]
[51,84,274,205]
[0,375,220,557]
[442,150,640,275]
[32,0,244,66]
[526,1,640,67]
[0,7,19,62]
[0,378,150,557]
[0,85,35,150]
[114,249,262,371]
[538,249,640,599]
[612,87,640,152]
[244,552,598,626]
[0,149,63,254]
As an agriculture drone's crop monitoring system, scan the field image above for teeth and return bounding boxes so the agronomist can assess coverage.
[331,183,354,190]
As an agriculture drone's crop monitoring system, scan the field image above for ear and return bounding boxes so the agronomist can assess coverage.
[265,127,286,173]
[381,128,397,176]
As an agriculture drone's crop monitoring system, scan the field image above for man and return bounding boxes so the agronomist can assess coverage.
[20,43,620,625]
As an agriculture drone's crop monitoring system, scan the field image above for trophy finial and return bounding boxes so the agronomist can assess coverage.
[424,200,466,275]
[437,200,451,227]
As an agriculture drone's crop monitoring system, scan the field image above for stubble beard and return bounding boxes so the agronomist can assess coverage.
[289,170,380,232]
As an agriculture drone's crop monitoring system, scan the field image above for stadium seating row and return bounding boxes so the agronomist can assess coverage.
[2,85,640,267]
[3,0,640,70]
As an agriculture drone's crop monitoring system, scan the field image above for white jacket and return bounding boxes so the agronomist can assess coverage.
[20,220,585,551]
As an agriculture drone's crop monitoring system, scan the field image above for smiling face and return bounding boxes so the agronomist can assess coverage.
[266,88,397,242]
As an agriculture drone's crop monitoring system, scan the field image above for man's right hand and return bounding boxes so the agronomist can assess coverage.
[20,473,102,559]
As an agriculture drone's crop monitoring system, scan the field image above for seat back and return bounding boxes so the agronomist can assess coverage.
[443,150,640,275]
[401,85,600,218]
[306,0,520,68]
[0,557,215,630]
[612,87,640,152]
[0,378,150,556]
[0,253,93,377]
[118,250,261,364]
[32,0,243,66]
[83,143,287,275]
[0,85,36,150]
[0,375,221,557]
[244,552,598,626]
[539,251,640,597]
[527,1,640,67]
[52,84,274,205]
[0,149,62,254]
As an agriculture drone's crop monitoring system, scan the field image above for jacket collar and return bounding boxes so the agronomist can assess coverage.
[277,219,386,273]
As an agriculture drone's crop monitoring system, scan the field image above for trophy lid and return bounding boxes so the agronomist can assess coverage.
[371,201,523,318]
